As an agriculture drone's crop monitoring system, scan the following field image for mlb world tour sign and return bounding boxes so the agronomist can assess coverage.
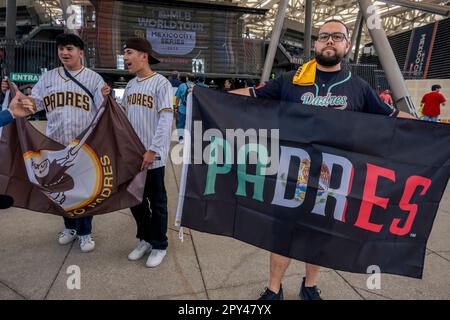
[176,87,450,278]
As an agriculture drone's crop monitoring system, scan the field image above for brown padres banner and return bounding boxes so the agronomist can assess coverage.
[0,96,147,218]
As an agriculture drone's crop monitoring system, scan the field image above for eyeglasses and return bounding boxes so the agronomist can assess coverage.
[317,32,348,42]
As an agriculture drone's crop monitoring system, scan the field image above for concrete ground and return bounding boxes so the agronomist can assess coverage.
[0,122,449,300]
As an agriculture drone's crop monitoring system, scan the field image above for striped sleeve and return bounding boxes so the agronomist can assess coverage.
[149,81,174,157]
[121,85,129,110]
[156,80,174,113]
[93,73,106,110]
[149,110,173,158]
[31,77,45,112]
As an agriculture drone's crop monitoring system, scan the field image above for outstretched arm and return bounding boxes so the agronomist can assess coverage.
[397,111,417,119]
[229,88,251,96]
[0,110,14,127]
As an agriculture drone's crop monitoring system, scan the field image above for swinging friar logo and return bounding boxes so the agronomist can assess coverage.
[22,108,115,216]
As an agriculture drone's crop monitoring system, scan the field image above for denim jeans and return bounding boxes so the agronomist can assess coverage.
[130,166,168,250]
[177,112,186,139]
[64,216,93,236]
[421,116,439,122]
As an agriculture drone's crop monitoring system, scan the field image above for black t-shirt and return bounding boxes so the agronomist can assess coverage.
[251,69,396,116]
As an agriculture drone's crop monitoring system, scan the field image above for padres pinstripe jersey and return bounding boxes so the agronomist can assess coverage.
[31,66,105,146]
[122,72,173,169]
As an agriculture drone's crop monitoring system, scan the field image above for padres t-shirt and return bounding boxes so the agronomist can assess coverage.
[250,69,396,116]
[421,91,446,117]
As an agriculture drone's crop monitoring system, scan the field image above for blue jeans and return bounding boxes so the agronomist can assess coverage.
[421,116,439,122]
[177,112,186,139]
[64,216,93,236]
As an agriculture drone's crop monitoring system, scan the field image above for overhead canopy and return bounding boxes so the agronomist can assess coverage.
[3,0,447,45]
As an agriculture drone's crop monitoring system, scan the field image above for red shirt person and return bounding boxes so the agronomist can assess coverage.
[379,89,393,105]
[421,85,446,122]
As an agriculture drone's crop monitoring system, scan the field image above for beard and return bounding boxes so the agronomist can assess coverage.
[315,47,344,67]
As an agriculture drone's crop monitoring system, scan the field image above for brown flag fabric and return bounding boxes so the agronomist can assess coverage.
[0,96,147,218]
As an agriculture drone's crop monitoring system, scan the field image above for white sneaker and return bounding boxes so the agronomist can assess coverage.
[79,234,95,253]
[146,249,167,268]
[58,229,77,245]
[128,240,152,261]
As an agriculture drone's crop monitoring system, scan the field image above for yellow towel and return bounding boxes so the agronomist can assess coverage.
[292,59,317,86]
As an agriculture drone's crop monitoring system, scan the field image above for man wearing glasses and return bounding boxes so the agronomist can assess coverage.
[231,19,414,300]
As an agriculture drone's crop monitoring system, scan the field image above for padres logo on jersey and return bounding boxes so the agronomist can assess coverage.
[43,91,90,112]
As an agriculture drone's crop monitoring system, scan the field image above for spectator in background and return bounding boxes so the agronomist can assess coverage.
[24,86,33,96]
[223,79,234,92]
[0,48,4,63]
[169,71,182,124]
[195,75,209,88]
[379,89,393,106]
[245,79,255,88]
[169,71,182,88]
[208,80,219,90]
[421,84,446,122]
[234,79,246,89]
[175,73,194,144]
[0,48,4,72]
[25,83,46,120]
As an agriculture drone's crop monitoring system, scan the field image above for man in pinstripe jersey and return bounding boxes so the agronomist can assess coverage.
[3,33,110,253]
[121,38,174,267]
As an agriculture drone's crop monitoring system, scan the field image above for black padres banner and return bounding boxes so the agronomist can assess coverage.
[177,87,450,279]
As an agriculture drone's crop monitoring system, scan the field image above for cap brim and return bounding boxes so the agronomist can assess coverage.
[149,55,160,65]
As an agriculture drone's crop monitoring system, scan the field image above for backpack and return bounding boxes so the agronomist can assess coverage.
[180,82,193,106]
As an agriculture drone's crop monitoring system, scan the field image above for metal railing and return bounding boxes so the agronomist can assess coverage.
[342,63,423,91]
[0,38,59,78]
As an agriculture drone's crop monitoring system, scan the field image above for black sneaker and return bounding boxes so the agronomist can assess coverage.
[0,195,13,209]
[299,277,322,300]
[258,285,284,300]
